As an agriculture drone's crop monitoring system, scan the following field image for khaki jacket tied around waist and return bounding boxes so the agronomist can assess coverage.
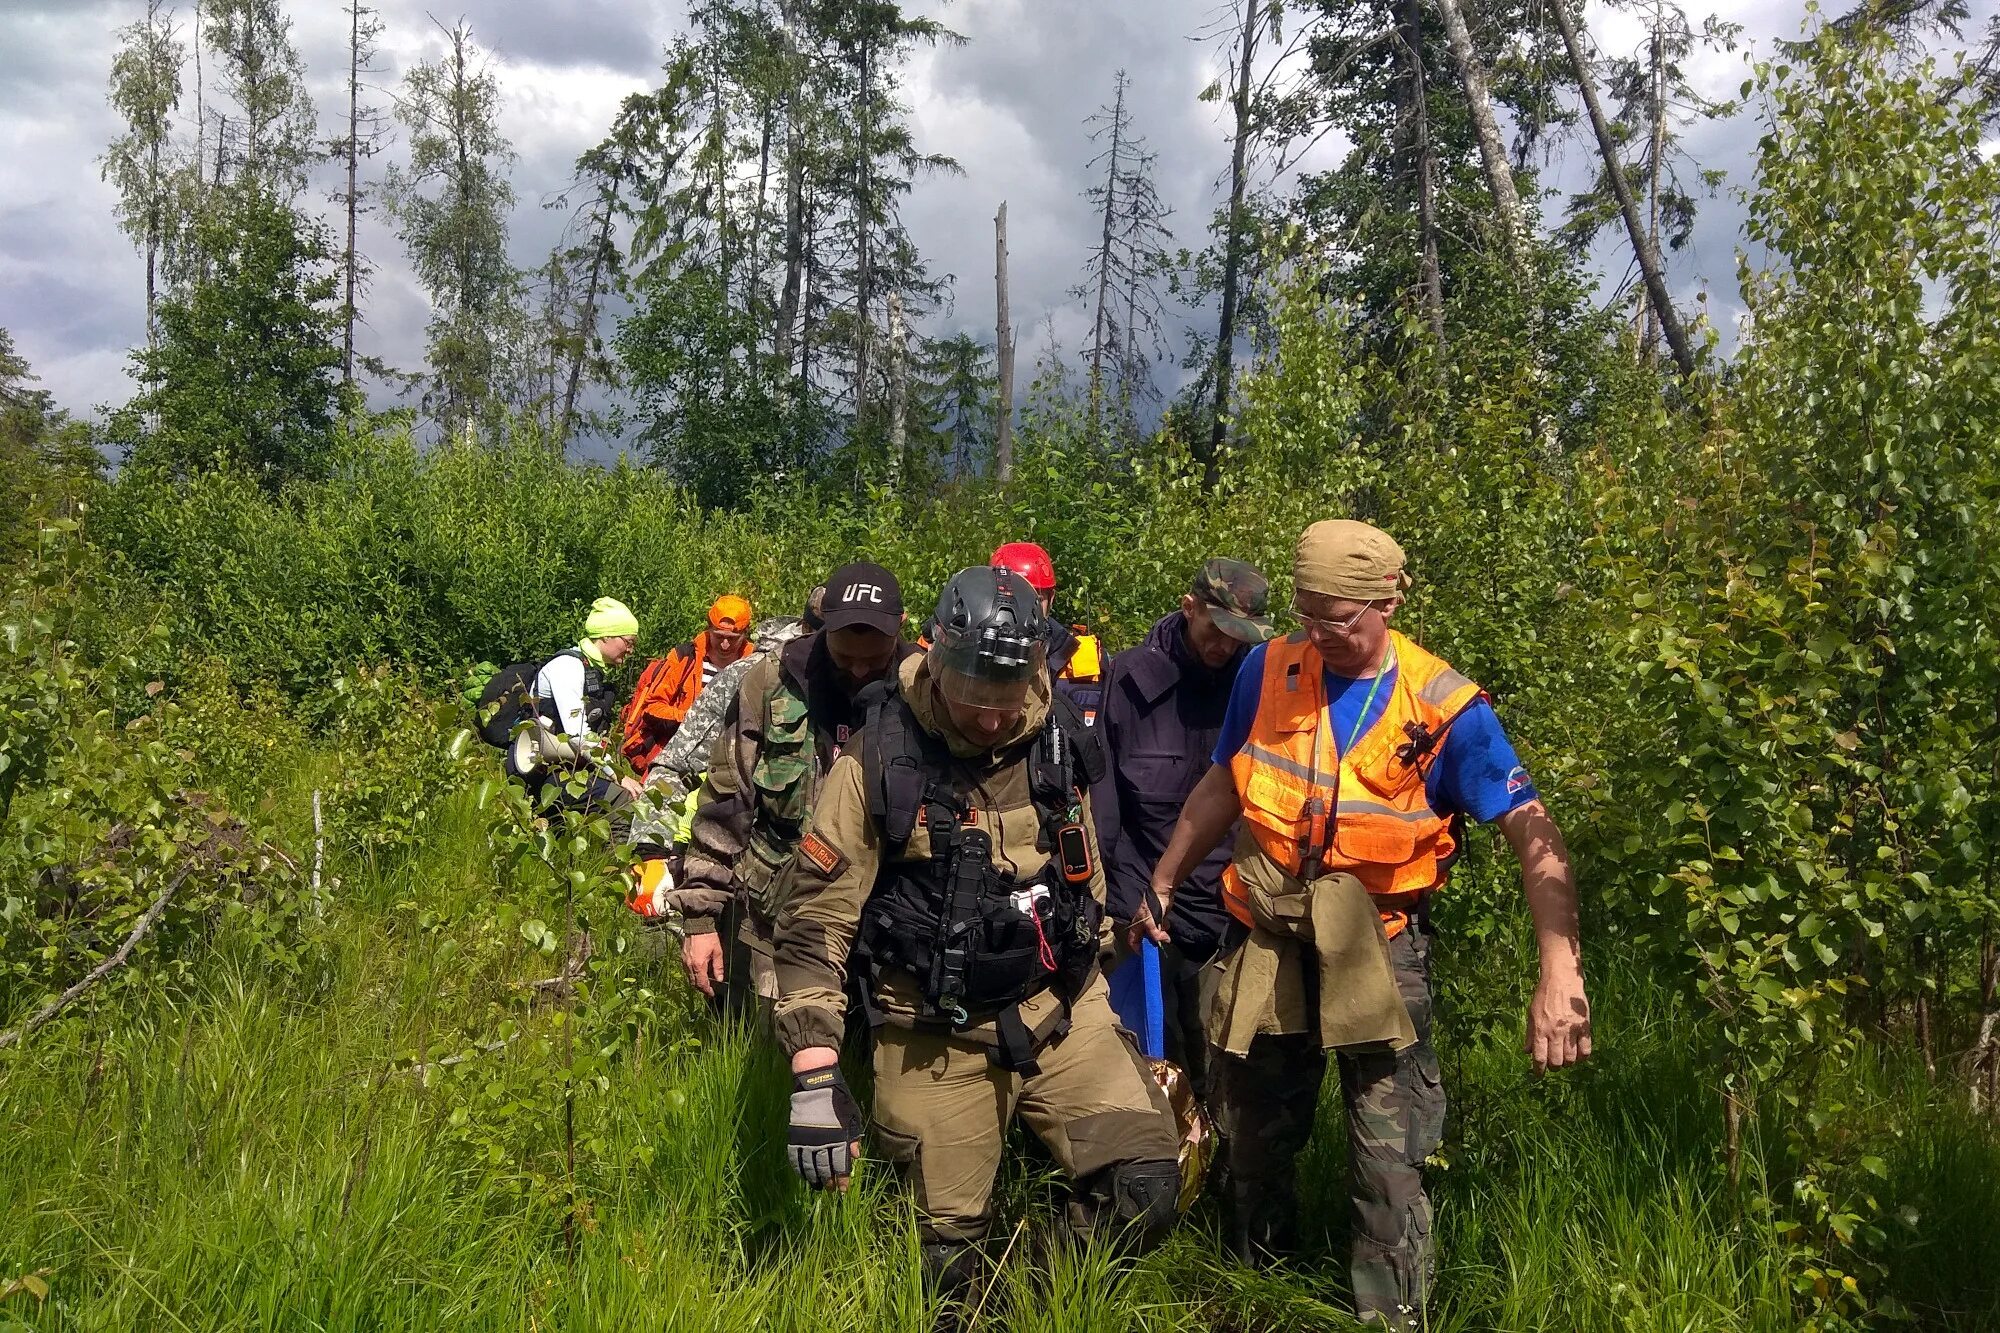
[1205,832,1417,1056]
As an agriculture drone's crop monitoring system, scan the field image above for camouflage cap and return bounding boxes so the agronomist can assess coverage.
[1191,558,1277,644]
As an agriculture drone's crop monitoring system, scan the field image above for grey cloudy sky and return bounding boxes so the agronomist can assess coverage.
[1,0,1987,444]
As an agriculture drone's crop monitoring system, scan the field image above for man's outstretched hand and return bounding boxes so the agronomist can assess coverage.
[1497,800,1591,1074]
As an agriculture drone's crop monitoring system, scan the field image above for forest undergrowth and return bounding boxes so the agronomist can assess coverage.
[6,21,2000,1330]
[3,722,1995,1332]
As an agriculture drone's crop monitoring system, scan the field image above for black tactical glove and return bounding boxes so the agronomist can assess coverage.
[787,1064,863,1189]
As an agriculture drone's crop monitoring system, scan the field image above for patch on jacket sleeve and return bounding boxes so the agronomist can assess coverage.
[796,831,848,878]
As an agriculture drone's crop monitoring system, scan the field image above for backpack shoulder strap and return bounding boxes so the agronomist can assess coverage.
[864,691,942,850]
[1045,693,1105,787]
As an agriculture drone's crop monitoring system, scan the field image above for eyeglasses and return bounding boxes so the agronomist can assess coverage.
[1288,598,1377,634]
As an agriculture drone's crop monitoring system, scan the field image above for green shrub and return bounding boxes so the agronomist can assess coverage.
[0,527,310,1031]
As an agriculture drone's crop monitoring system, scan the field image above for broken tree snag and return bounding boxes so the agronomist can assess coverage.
[995,201,1015,483]
[1547,0,1697,376]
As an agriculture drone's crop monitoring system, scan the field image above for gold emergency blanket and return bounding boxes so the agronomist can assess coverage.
[1148,1056,1214,1213]
[1205,835,1417,1055]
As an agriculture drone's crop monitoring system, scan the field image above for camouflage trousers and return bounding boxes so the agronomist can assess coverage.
[1210,927,1444,1329]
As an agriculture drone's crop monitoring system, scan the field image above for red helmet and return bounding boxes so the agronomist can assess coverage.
[989,541,1056,593]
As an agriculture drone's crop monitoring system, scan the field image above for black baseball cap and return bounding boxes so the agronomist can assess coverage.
[819,561,904,635]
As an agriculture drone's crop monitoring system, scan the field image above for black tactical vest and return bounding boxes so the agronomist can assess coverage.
[854,691,1107,1070]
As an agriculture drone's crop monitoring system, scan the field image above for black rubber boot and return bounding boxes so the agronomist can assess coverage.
[921,1236,990,1333]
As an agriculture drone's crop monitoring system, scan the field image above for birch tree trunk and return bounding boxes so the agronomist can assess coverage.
[1432,0,1527,266]
[886,290,906,489]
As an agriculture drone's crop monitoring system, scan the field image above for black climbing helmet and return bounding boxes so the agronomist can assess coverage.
[928,565,1047,707]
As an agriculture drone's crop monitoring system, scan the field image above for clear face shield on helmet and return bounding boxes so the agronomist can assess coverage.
[931,617,1045,711]
[928,565,1048,715]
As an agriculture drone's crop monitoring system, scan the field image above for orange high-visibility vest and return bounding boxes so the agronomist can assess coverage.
[1223,629,1483,936]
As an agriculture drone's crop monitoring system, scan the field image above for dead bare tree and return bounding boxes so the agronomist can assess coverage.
[0,870,188,1052]
[994,200,1015,482]
[1204,0,1264,491]
[1548,0,1697,375]
[333,0,388,391]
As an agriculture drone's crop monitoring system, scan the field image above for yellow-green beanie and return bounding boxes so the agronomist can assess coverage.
[583,596,639,640]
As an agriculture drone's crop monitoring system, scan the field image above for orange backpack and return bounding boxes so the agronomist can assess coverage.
[618,644,699,770]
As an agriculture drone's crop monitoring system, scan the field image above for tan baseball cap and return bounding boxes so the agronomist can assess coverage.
[1293,520,1410,601]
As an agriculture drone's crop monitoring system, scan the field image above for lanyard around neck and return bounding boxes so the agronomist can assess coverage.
[1341,642,1396,755]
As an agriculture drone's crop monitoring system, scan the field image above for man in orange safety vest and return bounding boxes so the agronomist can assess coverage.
[1135,519,1591,1329]
[620,594,754,771]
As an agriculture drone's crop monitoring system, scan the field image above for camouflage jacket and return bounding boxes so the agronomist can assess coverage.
[670,633,911,933]
[643,618,805,806]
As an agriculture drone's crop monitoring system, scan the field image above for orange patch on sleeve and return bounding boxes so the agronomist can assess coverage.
[797,831,845,877]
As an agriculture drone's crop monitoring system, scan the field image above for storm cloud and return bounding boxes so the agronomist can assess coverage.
[3,0,1952,442]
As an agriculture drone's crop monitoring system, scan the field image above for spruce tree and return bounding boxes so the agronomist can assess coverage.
[917,331,995,479]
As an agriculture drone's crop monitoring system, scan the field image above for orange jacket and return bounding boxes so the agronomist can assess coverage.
[620,632,731,770]
[1222,629,1482,938]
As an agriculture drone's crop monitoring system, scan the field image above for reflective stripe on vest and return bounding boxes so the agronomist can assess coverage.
[1223,629,1482,931]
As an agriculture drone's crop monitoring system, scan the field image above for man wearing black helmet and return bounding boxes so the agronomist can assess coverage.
[771,566,1183,1311]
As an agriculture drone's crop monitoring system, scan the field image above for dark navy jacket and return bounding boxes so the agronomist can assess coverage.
[1089,612,1247,962]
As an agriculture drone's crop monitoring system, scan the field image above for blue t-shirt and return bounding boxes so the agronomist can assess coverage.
[1211,641,1537,824]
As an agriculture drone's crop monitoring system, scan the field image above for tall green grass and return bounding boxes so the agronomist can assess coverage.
[3,752,1996,1332]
